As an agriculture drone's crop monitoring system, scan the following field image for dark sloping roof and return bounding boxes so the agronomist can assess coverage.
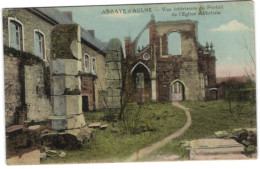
[34,8,108,54]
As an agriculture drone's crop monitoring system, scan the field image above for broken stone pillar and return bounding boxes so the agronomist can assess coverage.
[48,24,89,144]
[105,38,123,109]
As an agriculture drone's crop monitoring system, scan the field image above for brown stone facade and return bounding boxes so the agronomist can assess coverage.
[81,75,95,111]
[81,43,107,110]
[124,16,217,102]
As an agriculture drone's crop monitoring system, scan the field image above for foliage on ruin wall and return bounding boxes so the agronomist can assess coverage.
[4,46,51,99]
[51,24,78,60]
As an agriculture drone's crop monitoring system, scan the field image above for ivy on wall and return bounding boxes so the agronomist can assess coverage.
[51,24,78,60]
[4,46,51,106]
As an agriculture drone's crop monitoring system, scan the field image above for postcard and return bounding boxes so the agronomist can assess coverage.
[2,0,256,165]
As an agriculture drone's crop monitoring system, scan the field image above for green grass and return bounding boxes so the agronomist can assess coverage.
[43,102,186,163]
[152,100,256,159]
[42,100,256,163]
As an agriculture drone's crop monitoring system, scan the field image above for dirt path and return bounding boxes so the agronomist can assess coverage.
[125,102,192,162]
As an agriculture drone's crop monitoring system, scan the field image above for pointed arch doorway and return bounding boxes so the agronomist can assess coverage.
[131,62,151,103]
[171,81,185,101]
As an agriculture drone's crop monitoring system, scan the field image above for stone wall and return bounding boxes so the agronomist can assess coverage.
[2,9,54,63]
[124,18,215,102]
[156,56,183,101]
[105,39,123,109]
[179,62,203,100]
[81,43,107,109]
[98,90,108,110]
[81,75,95,111]
[4,55,22,127]
[155,21,198,60]
[24,65,52,122]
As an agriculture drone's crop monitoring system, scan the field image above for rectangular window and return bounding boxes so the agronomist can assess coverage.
[10,20,22,50]
[84,54,89,72]
[34,31,45,59]
[92,57,96,74]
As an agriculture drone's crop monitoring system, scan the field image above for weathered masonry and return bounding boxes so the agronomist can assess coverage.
[3,8,217,130]
[3,8,108,131]
[124,15,217,102]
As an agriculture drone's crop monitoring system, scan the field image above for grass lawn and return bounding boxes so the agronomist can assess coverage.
[43,100,256,163]
[151,100,256,159]
[43,102,186,163]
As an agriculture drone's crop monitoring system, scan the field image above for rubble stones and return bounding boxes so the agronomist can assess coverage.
[46,150,57,157]
[42,126,93,149]
[88,122,102,128]
[78,126,93,140]
[100,124,109,129]
[28,125,41,131]
[215,131,229,138]
[66,126,93,142]
[40,152,47,161]
[59,151,66,158]
[231,128,257,148]
[6,125,23,133]
[42,133,81,150]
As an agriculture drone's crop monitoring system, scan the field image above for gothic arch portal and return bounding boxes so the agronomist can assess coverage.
[131,62,151,103]
[170,79,186,101]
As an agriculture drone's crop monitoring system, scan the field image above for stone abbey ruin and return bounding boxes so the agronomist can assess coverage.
[3,8,217,157]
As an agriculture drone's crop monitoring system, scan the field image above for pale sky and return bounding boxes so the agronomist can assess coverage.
[57,1,255,77]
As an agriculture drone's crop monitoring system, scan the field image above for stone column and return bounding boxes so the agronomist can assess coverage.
[105,38,123,109]
[50,24,86,131]
[151,79,156,102]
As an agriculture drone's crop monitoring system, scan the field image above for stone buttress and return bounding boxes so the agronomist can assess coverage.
[47,24,91,144]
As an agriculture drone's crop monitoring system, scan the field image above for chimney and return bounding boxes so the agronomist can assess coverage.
[87,30,95,37]
[124,36,131,57]
[62,11,73,20]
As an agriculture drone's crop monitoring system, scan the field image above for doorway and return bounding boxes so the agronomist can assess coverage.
[171,81,184,101]
[82,96,89,112]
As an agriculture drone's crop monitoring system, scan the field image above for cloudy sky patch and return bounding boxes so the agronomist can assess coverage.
[210,20,254,32]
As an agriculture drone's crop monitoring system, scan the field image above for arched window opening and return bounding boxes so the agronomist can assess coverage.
[168,32,181,55]
[9,20,23,50]
[34,31,45,59]
[84,54,89,72]
[135,28,149,54]
[92,57,96,74]
[171,81,185,101]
